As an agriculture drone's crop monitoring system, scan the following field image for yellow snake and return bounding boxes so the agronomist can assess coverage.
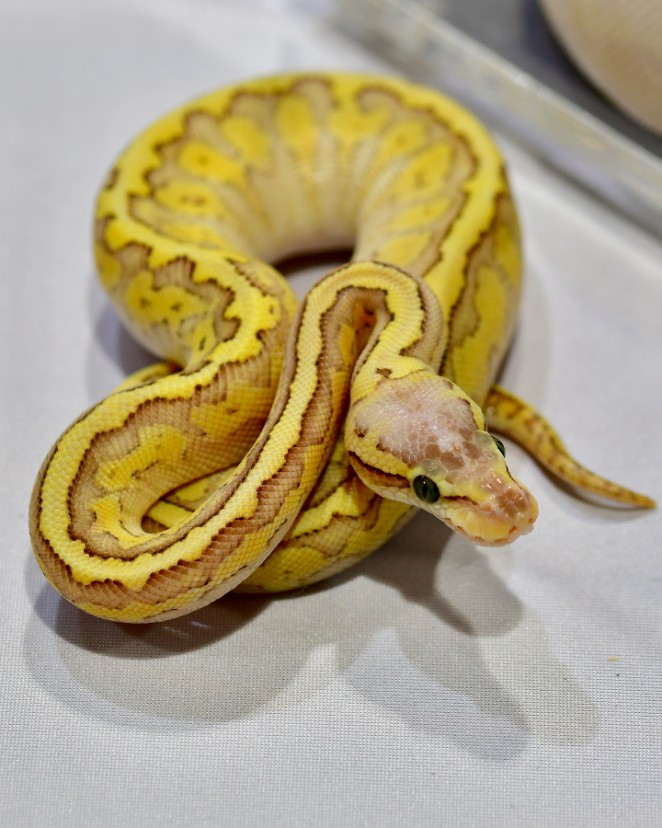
[29,73,654,624]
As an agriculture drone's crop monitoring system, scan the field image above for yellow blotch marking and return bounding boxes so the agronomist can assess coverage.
[222,290,283,347]
[373,232,433,268]
[95,240,123,290]
[276,94,317,166]
[164,222,230,248]
[186,316,216,357]
[188,387,274,438]
[243,547,331,591]
[472,266,509,350]
[177,141,246,186]
[103,218,135,255]
[91,496,141,545]
[371,120,429,169]
[112,363,175,393]
[451,264,508,393]
[386,197,451,231]
[95,425,187,493]
[388,143,453,199]
[335,318,360,367]
[328,98,390,157]
[146,500,192,528]
[155,180,224,217]
[290,480,374,537]
[494,221,521,283]
[76,584,215,622]
[124,271,207,331]
[219,116,271,169]
[109,197,231,256]
[169,470,234,506]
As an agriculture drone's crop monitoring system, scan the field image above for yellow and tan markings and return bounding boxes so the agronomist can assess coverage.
[30,73,654,621]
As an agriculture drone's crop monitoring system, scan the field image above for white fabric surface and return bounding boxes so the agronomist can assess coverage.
[1,1,660,825]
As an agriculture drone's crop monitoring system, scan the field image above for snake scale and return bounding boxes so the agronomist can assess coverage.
[29,73,654,623]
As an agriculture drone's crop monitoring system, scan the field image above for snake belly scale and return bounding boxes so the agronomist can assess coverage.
[29,73,654,623]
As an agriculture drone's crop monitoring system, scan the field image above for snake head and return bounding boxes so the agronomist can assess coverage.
[346,371,538,546]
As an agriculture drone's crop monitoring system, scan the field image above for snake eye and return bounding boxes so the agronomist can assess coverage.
[412,475,440,504]
[492,436,506,457]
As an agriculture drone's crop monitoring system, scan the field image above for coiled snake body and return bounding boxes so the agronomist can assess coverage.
[29,73,654,623]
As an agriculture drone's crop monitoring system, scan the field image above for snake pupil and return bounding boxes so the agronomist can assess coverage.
[493,436,506,457]
[412,475,441,504]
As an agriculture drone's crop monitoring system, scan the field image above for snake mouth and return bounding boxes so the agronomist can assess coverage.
[439,491,539,547]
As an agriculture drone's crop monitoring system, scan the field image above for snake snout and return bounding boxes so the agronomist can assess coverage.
[476,478,539,545]
[441,472,539,546]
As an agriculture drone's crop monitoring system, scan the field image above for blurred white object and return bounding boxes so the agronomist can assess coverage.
[540,0,662,135]
[341,0,662,237]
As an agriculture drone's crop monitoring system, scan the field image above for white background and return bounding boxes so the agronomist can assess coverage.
[1,1,660,825]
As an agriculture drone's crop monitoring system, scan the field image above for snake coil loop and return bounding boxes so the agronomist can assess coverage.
[29,73,654,623]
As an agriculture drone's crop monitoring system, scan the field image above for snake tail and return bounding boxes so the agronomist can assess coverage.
[485,385,655,508]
